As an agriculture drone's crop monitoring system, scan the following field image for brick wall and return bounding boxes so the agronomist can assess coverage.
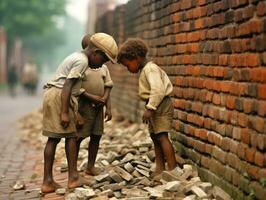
[96,0,266,199]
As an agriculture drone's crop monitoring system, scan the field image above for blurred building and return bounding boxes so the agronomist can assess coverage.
[0,27,7,83]
[86,0,118,34]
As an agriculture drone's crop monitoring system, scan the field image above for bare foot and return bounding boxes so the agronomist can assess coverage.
[85,167,102,176]
[41,181,62,193]
[68,176,89,189]
[150,170,163,178]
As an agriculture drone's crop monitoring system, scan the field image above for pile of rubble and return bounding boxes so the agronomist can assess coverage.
[18,109,232,200]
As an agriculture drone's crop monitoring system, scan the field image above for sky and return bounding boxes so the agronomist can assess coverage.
[66,0,129,24]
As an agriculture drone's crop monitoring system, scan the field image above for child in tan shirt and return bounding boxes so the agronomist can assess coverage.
[117,38,177,176]
[76,34,113,176]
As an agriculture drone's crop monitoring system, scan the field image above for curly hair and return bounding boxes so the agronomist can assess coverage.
[117,38,148,63]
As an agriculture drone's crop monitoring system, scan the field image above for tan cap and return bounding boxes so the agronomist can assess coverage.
[90,33,118,63]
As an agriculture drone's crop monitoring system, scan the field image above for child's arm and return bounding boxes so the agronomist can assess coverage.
[61,78,77,128]
[81,91,105,105]
[105,95,112,122]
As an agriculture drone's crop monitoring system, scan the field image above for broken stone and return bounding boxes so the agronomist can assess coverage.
[13,181,25,190]
[132,160,150,168]
[132,169,142,178]
[114,166,133,181]
[124,162,134,173]
[183,195,196,200]
[135,167,150,177]
[146,151,155,161]
[56,188,66,195]
[162,171,182,182]
[92,181,110,189]
[122,188,148,197]
[114,191,122,198]
[65,193,77,200]
[111,160,120,165]
[78,158,87,171]
[212,186,232,200]
[144,186,163,198]
[102,183,123,191]
[95,173,110,182]
[101,160,109,166]
[98,189,113,197]
[75,187,95,198]
[190,186,208,198]
[120,153,135,164]
[109,170,123,183]
[199,182,212,193]
[164,181,181,192]
[136,164,150,172]
[136,177,152,187]
[139,147,149,153]
[107,151,118,163]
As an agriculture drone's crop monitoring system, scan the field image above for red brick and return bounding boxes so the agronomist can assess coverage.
[201,156,210,168]
[237,142,247,160]
[250,116,265,133]
[245,147,256,163]
[241,128,250,145]
[226,96,236,110]
[247,165,259,180]
[242,99,255,114]
[246,54,259,67]
[257,1,266,16]
[254,151,265,167]
[257,134,265,150]
[258,84,266,100]
[237,113,248,127]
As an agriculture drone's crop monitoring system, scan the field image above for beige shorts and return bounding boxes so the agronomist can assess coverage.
[148,96,174,134]
[78,100,104,138]
[42,87,77,138]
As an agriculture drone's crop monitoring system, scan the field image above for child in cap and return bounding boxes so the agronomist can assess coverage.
[76,34,113,176]
[117,38,177,176]
[41,33,118,193]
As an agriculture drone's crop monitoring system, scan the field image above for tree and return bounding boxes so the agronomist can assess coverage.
[0,0,66,42]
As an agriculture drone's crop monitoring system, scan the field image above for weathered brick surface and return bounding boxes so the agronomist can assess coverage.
[96,0,266,199]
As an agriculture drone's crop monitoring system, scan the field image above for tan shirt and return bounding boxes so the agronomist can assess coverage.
[81,64,113,96]
[47,52,88,95]
[139,61,173,110]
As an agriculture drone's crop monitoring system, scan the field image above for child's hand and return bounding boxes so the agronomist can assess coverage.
[142,109,154,124]
[93,96,105,106]
[60,112,70,128]
[105,109,112,122]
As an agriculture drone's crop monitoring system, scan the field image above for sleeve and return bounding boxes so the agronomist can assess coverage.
[145,68,165,110]
[104,66,113,88]
[67,59,87,79]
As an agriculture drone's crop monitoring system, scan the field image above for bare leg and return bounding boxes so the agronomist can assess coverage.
[65,137,87,188]
[157,132,177,171]
[41,137,62,193]
[85,134,102,176]
[76,137,84,159]
[150,133,165,176]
